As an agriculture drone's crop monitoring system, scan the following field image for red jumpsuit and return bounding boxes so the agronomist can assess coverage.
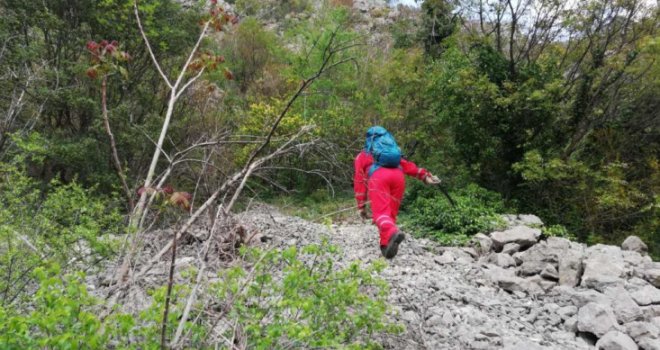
[354,151,429,247]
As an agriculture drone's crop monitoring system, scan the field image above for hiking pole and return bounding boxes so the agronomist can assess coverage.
[437,185,457,208]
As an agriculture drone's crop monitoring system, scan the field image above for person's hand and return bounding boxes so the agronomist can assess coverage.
[424,173,441,185]
[358,207,369,220]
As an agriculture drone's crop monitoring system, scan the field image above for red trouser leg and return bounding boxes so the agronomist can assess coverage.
[368,167,405,246]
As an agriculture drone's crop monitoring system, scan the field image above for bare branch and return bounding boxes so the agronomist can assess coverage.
[134,1,172,88]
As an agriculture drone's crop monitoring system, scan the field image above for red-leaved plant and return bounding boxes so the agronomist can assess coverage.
[86,40,134,210]
[136,186,192,211]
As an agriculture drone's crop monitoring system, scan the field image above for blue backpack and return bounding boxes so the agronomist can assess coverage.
[364,126,402,177]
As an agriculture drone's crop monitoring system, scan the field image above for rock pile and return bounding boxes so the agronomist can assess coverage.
[240,208,659,349]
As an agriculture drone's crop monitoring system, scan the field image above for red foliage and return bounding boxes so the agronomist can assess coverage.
[169,192,192,211]
[161,185,174,195]
[223,68,234,80]
[86,67,98,79]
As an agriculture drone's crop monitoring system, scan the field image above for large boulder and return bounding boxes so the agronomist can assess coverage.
[622,236,648,254]
[577,302,619,337]
[581,244,626,292]
[631,285,660,306]
[605,286,644,324]
[518,241,558,276]
[595,331,638,350]
[490,226,541,251]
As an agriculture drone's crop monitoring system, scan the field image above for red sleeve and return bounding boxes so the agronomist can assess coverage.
[400,158,429,180]
[353,152,371,209]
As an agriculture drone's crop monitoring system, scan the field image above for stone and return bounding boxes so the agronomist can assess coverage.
[641,306,660,320]
[442,310,455,326]
[624,250,646,269]
[605,286,644,323]
[539,280,557,292]
[571,289,612,308]
[472,233,493,255]
[643,269,660,289]
[625,321,659,342]
[486,253,517,268]
[565,316,578,333]
[595,331,638,350]
[520,260,547,276]
[426,314,443,328]
[502,243,521,255]
[518,214,544,226]
[434,250,455,264]
[631,285,660,306]
[622,235,648,254]
[490,226,542,251]
[577,302,618,337]
[638,338,660,350]
[402,310,418,322]
[559,249,584,287]
[486,265,543,294]
[581,244,626,292]
[557,305,578,320]
[541,264,560,281]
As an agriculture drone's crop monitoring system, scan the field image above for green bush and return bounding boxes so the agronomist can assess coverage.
[542,224,577,241]
[214,242,402,349]
[401,183,505,245]
[0,265,107,349]
[0,162,123,305]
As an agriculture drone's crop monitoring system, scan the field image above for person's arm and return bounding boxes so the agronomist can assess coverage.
[353,152,369,209]
[400,158,442,184]
[400,158,429,180]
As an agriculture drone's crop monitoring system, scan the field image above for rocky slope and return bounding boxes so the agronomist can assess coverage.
[236,206,660,350]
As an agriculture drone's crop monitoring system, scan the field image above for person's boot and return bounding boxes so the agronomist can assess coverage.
[381,232,405,259]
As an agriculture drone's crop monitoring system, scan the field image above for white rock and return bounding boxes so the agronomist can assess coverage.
[625,321,659,342]
[541,264,560,281]
[518,214,544,226]
[622,235,648,254]
[434,251,455,264]
[557,305,578,320]
[486,253,517,268]
[643,269,660,288]
[577,302,618,337]
[595,330,638,350]
[632,285,660,306]
[581,244,626,292]
[565,316,579,333]
[502,242,521,255]
[490,226,542,251]
[605,286,644,323]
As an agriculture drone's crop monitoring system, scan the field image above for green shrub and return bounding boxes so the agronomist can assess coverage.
[0,265,107,349]
[214,242,402,349]
[401,183,505,244]
[0,162,122,305]
[542,224,576,240]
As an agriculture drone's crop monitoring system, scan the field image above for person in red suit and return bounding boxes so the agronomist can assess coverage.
[354,126,441,259]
